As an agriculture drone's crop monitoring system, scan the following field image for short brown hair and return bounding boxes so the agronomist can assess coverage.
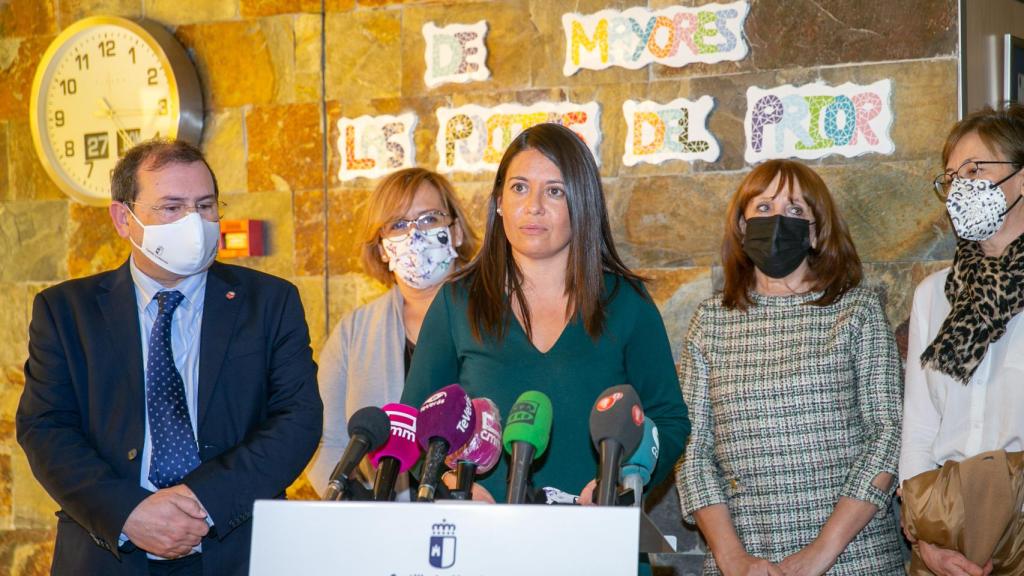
[942,103,1024,167]
[111,138,217,203]
[359,168,478,285]
[721,159,862,310]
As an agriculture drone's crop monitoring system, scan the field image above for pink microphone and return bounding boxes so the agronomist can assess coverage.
[369,403,421,501]
[415,384,475,502]
[445,398,502,499]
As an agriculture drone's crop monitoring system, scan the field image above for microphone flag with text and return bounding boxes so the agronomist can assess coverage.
[368,403,421,501]
[589,384,644,506]
[415,384,475,502]
[323,406,390,501]
[445,397,503,500]
[502,390,553,504]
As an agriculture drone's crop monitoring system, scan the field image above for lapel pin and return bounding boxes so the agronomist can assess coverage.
[226,291,236,300]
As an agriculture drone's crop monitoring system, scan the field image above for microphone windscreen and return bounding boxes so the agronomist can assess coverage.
[416,383,475,455]
[347,406,391,452]
[445,398,502,473]
[502,390,553,457]
[589,384,644,460]
[620,417,659,485]
[369,403,422,472]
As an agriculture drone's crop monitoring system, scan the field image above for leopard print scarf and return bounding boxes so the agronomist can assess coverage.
[921,235,1024,384]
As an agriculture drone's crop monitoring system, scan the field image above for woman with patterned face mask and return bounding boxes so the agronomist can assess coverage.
[308,168,478,501]
[677,159,905,576]
[900,104,1024,576]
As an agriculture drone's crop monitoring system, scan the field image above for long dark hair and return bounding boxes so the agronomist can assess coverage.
[456,123,645,342]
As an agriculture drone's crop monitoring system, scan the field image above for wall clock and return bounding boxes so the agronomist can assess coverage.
[30,16,203,206]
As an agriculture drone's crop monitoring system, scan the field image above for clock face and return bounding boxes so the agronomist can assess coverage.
[30,17,202,206]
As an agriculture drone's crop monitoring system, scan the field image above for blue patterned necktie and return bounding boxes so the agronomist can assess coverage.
[147,290,201,489]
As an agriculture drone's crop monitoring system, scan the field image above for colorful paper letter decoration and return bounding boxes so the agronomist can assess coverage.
[744,80,895,163]
[435,101,602,174]
[562,2,749,76]
[337,113,417,181]
[423,21,490,89]
[623,96,720,166]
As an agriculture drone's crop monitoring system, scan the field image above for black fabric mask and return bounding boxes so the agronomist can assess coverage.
[742,215,811,279]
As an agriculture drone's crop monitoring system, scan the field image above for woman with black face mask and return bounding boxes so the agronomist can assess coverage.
[675,159,905,576]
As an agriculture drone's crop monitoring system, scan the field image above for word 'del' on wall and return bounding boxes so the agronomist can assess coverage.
[562,2,749,76]
[337,113,418,181]
[423,21,490,89]
[434,102,601,173]
[744,80,895,163]
[622,96,720,166]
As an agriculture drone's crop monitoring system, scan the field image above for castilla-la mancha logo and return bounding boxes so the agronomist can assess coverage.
[429,519,457,569]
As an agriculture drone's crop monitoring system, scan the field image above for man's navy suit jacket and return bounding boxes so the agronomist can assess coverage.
[16,260,323,575]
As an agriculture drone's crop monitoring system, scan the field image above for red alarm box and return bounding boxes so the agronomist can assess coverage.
[218,219,265,258]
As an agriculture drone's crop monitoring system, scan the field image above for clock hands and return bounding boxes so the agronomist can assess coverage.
[97,97,140,149]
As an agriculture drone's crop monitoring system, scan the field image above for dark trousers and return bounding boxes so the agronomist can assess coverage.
[148,553,202,576]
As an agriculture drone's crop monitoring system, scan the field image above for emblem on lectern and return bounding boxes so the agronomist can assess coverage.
[428,519,457,568]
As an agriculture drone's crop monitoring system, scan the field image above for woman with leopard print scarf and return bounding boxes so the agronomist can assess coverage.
[900,103,1024,576]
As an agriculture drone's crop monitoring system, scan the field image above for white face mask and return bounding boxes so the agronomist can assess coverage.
[128,210,221,276]
[381,226,458,290]
[945,176,1022,241]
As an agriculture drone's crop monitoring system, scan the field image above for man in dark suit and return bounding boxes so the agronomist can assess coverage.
[16,139,323,575]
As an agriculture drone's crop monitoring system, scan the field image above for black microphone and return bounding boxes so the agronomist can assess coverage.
[323,406,390,501]
[589,385,644,506]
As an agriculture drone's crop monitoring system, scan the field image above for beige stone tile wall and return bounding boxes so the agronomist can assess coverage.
[0,0,958,572]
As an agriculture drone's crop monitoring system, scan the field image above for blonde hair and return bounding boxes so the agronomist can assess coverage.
[359,168,478,285]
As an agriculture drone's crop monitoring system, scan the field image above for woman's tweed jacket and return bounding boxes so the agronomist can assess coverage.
[676,287,905,575]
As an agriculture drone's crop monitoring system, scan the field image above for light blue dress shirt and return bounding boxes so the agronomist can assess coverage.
[123,257,209,557]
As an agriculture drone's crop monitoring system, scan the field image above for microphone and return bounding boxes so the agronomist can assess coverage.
[502,391,553,504]
[589,385,644,506]
[368,403,421,501]
[323,406,391,501]
[619,417,659,507]
[445,398,502,499]
[414,384,475,502]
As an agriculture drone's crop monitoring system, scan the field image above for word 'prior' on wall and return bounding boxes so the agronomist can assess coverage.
[622,96,721,166]
[337,113,417,181]
[423,20,490,89]
[562,1,750,76]
[434,101,602,174]
[743,80,895,164]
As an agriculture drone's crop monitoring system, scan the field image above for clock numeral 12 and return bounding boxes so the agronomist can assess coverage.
[99,40,115,57]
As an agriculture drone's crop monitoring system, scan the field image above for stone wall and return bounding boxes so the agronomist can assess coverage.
[0,0,958,573]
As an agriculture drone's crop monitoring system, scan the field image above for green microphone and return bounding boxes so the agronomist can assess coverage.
[502,391,553,504]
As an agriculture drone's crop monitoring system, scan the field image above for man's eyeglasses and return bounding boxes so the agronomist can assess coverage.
[127,200,226,223]
[933,160,1022,199]
[381,210,453,239]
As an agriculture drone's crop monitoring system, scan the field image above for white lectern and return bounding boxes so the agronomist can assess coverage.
[249,500,660,575]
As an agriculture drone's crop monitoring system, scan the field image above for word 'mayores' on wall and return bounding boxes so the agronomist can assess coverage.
[744,80,895,163]
[434,102,601,174]
[562,2,750,76]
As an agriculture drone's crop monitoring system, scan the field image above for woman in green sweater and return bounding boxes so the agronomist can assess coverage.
[401,123,690,505]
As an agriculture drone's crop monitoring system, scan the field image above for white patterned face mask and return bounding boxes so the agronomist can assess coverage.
[381,226,458,289]
[945,176,1022,241]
